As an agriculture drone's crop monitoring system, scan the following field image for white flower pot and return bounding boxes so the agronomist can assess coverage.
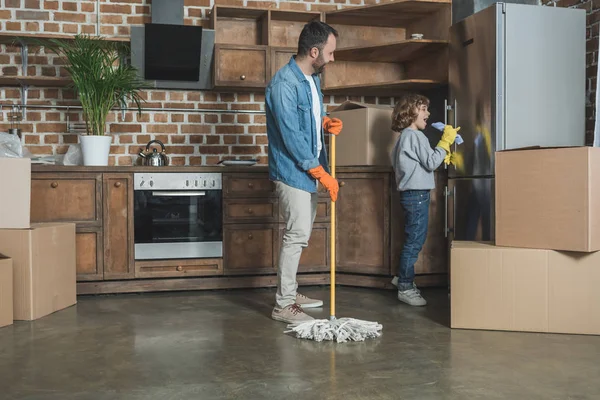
[80,135,112,166]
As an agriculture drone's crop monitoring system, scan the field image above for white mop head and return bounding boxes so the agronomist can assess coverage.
[285,317,383,343]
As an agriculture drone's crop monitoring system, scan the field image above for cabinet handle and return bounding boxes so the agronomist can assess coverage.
[248,182,254,188]
[240,75,246,80]
[248,233,253,240]
[247,208,254,214]
[114,182,122,188]
[51,182,58,188]
[176,266,183,272]
[339,181,345,187]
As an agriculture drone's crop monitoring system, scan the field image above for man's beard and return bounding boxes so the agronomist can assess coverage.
[312,54,327,74]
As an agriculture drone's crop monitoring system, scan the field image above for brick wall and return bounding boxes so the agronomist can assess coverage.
[0,0,596,165]
[0,0,395,166]
[548,0,597,145]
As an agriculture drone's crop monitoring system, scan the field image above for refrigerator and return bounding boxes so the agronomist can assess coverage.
[445,2,585,242]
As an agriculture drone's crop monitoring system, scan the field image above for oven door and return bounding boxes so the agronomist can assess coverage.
[134,190,223,260]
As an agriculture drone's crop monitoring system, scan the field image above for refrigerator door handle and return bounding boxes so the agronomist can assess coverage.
[453,99,458,164]
[444,185,454,238]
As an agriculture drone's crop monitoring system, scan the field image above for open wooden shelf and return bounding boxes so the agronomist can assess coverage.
[325,0,451,27]
[0,76,71,87]
[335,39,448,63]
[323,79,444,96]
[0,32,129,45]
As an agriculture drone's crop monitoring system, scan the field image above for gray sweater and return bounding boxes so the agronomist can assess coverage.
[391,128,446,191]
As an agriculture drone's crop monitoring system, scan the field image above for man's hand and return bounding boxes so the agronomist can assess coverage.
[323,116,343,135]
[437,125,460,153]
[308,165,339,202]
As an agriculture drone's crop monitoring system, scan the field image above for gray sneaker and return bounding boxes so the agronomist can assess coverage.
[397,284,427,306]
[271,304,315,324]
[296,293,323,308]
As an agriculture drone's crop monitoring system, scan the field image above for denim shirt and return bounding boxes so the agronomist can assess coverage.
[266,56,330,193]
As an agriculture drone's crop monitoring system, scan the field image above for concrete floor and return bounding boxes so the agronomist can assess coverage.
[1,286,599,400]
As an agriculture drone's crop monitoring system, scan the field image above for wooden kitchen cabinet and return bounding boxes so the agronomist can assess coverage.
[335,173,391,275]
[135,258,223,279]
[103,174,134,280]
[223,224,278,274]
[74,228,103,281]
[214,44,269,89]
[31,173,102,226]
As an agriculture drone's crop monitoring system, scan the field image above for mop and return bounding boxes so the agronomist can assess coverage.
[285,134,383,343]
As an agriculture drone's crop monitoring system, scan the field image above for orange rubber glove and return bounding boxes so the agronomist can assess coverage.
[323,116,343,135]
[308,165,339,202]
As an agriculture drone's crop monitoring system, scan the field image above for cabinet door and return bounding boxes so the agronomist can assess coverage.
[75,228,103,281]
[277,222,330,273]
[103,174,134,280]
[214,44,269,88]
[31,173,102,226]
[335,173,390,275]
[270,47,296,78]
[223,224,277,274]
[390,172,448,276]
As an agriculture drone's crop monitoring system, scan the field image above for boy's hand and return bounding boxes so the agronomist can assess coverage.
[308,165,339,202]
[438,125,461,153]
[323,117,343,135]
[444,152,464,170]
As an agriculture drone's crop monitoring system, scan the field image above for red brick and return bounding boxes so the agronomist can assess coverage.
[220,93,235,102]
[248,125,266,134]
[223,136,237,144]
[119,135,134,144]
[5,0,20,8]
[253,115,267,124]
[101,15,123,24]
[216,125,244,134]
[185,0,211,5]
[153,113,168,123]
[44,0,59,10]
[6,22,22,30]
[63,135,78,144]
[81,3,95,12]
[100,4,132,13]
[36,123,66,133]
[190,135,205,144]
[41,66,57,76]
[110,124,142,133]
[26,22,40,31]
[231,103,261,111]
[43,134,59,144]
[25,0,40,8]
[147,124,178,134]
[206,136,220,145]
[237,114,251,124]
[127,16,151,24]
[4,89,20,98]
[237,94,251,102]
[181,124,211,134]
[199,145,229,154]
[136,135,152,144]
[203,93,218,102]
[168,156,185,165]
[45,112,61,120]
[256,135,268,145]
[63,24,79,34]
[187,115,203,123]
[44,22,59,32]
[150,92,166,101]
[136,5,150,14]
[221,114,235,123]
[169,92,184,101]
[136,114,150,123]
[117,26,130,36]
[278,1,309,11]
[170,135,186,144]
[171,114,184,123]
[187,93,201,102]
[189,156,203,165]
[231,145,261,155]
[100,26,115,35]
[167,146,194,154]
[187,8,203,18]
[54,12,86,22]
[253,93,265,102]
[309,4,337,11]
[24,135,40,144]
[16,10,49,19]
[205,115,218,123]
[239,136,254,145]
[62,2,78,11]
[117,156,133,166]
[2,66,19,76]
[26,146,53,154]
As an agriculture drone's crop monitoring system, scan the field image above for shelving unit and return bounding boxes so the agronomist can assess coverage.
[0,76,71,87]
[335,39,448,63]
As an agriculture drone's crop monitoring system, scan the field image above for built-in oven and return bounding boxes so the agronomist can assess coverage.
[133,173,222,260]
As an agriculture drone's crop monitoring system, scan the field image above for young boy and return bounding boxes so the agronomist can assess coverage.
[390,94,459,306]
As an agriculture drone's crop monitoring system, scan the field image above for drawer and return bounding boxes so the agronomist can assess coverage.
[31,173,102,225]
[214,44,269,88]
[224,199,278,223]
[223,174,274,198]
[135,259,223,279]
[223,225,276,274]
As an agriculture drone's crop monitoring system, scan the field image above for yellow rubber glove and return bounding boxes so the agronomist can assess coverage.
[437,125,461,153]
[308,165,339,202]
[323,116,343,135]
[449,152,464,172]
[444,152,451,165]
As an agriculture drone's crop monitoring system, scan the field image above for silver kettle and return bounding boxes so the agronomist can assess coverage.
[139,140,169,166]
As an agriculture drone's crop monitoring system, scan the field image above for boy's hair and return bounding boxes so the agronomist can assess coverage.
[297,21,338,58]
[391,94,430,132]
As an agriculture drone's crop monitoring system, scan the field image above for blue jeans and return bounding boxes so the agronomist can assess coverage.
[397,190,430,291]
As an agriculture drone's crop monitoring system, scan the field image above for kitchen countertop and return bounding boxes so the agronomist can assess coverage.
[31,165,396,173]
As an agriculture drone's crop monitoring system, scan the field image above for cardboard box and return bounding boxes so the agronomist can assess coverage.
[0,158,31,229]
[329,101,398,166]
[451,241,600,335]
[0,255,13,328]
[0,223,76,321]
[496,146,600,252]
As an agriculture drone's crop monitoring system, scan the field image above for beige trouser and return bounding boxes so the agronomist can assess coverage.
[275,181,318,309]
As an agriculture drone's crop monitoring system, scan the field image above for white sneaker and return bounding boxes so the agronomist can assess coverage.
[397,284,427,307]
[391,276,398,287]
[271,304,314,324]
[296,293,323,308]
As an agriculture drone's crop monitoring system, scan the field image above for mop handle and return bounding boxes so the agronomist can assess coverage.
[330,133,336,319]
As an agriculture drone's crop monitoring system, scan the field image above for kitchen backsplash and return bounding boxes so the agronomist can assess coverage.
[0,0,596,165]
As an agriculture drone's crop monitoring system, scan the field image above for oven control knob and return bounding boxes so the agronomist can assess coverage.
[212,180,216,187]
[186,180,189,187]
[140,180,145,187]
[203,180,206,187]
[195,180,199,187]
[149,180,154,187]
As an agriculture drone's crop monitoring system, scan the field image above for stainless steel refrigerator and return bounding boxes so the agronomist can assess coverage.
[444,2,585,242]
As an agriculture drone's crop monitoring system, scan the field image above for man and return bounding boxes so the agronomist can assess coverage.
[266,21,343,324]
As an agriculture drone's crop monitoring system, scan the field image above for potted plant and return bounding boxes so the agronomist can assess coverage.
[43,35,146,166]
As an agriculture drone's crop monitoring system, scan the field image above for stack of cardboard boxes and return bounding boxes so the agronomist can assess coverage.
[0,158,77,328]
[451,147,600,335]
